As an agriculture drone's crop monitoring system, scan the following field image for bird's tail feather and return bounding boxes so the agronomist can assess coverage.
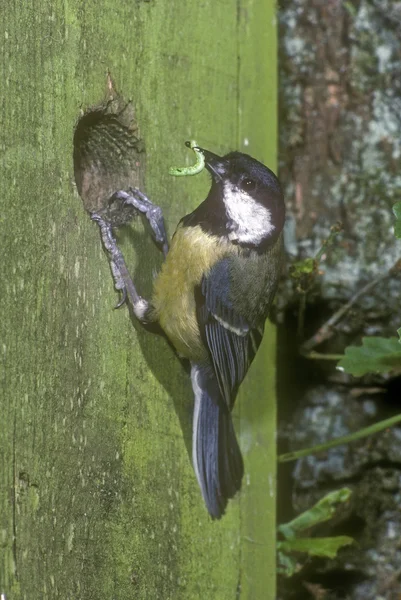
[191,363,244,519]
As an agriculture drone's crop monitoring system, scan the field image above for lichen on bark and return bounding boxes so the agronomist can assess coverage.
[279,0,401,290]
[278,2,401,599]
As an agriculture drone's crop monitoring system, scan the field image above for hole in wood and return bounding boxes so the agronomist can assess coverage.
[73,77,145,226]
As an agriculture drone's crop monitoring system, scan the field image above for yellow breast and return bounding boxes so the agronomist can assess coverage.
[151,225,235,361]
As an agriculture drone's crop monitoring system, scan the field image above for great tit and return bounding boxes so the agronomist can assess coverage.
[91,147,285,519]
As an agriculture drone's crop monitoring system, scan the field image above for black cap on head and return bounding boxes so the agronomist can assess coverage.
[184,146,286,247]
[196,147,281,194]
[222,151,282,196]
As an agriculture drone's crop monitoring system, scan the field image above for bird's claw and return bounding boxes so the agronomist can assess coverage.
[114,286,127,309]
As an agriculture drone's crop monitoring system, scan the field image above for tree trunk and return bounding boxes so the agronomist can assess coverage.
[1,2,278,598]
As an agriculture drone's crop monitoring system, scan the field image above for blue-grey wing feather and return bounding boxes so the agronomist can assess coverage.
[196,258,264,410]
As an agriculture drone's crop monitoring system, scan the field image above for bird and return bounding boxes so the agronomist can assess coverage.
[91,146,286,519]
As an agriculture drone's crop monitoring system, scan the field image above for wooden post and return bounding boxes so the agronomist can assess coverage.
[0,1,278,597]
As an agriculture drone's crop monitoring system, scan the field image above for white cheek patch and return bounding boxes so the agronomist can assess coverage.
[223,182,275,244]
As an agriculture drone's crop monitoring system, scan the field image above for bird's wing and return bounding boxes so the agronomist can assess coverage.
[195,258,264,410]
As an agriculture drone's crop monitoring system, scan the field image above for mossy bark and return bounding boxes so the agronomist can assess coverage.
[0,2,278,598]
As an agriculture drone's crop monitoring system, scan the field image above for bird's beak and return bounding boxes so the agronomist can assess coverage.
[195,147,226,181]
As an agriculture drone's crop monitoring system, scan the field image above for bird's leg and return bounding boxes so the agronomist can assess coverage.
[111,188,169,258]
[91,212,150,324]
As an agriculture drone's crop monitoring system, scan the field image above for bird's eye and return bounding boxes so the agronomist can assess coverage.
[240,178,256,192]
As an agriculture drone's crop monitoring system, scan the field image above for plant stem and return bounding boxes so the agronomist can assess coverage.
[304,351,344,361]
[278,412,401,463]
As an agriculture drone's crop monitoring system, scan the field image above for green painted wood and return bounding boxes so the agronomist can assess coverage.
[237,3,278,597]
[0,2,277,598]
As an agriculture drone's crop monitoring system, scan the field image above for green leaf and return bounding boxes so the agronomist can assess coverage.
[398,327,401,344]
[277,550,300,577]
[278,536,354,560]
[277,489,354,577]
[393,202,401,239]
[278,488,352,540]
[289,257,316,279]
[338,337,401,376]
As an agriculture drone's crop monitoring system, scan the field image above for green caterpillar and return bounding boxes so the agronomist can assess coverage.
[169,140,205,176]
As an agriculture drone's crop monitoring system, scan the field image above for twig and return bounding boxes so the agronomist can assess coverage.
[300,260,401,355]
[314,222,343,262]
